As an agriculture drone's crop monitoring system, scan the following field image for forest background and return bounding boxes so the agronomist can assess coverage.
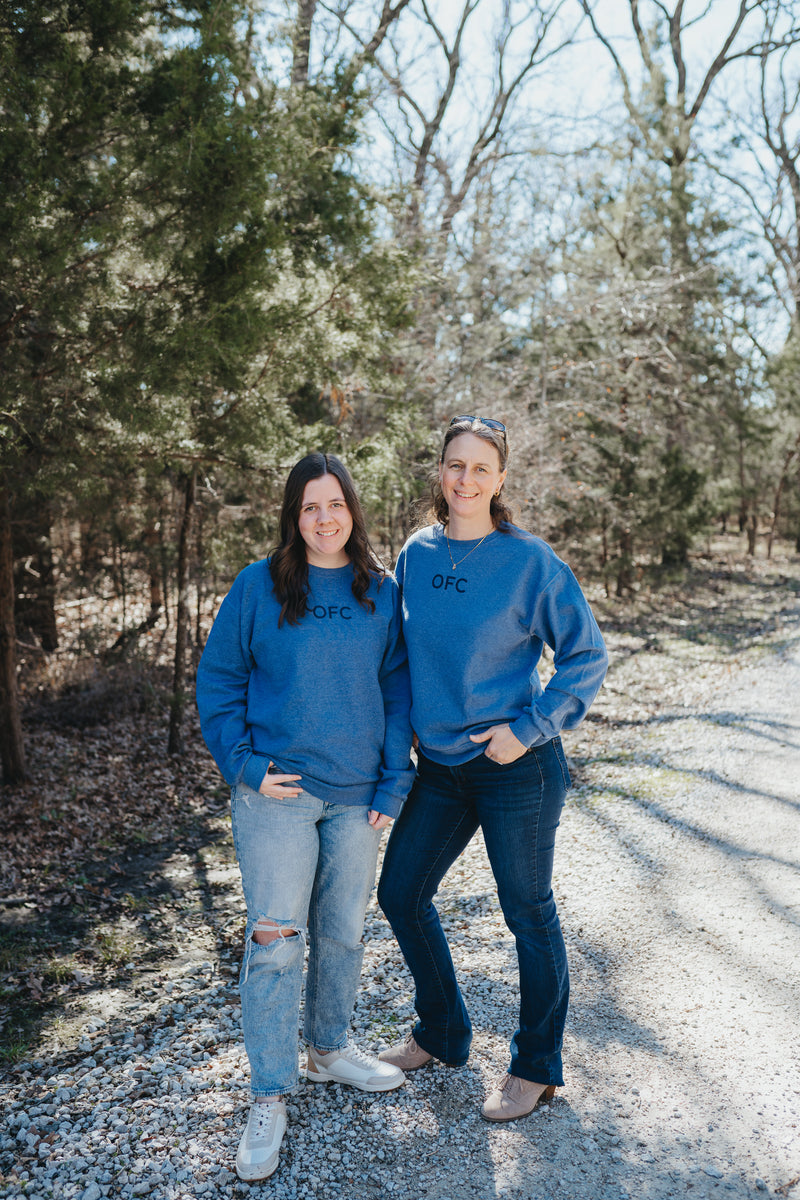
[2,0,800,1052]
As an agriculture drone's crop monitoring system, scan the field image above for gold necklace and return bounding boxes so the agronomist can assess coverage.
[445,529,492,571]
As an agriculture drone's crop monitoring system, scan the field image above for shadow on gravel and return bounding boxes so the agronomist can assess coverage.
[0,805,238,1065]
[597,708,800,751]
[596,560,800,657]
[646,709,800,752]
[577,782,800,875]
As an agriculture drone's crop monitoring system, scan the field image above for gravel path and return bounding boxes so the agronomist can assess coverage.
[2,637,799,1200]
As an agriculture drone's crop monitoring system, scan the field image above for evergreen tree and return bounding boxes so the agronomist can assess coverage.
[1,0,153,781]
[0,0,415,780]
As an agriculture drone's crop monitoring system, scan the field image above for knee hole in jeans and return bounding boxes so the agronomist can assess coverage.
[252,918,301,945]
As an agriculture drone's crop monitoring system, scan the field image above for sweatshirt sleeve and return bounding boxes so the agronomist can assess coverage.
[370,580,415,819]
[509,562,608,749]
[195,571,272,792]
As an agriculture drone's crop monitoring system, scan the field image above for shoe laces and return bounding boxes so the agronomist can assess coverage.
[249,1102,280,1144]
[339,1042,376,1069]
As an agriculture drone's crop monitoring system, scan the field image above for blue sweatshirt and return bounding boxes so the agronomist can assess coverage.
[395,524,608,765]
[196,559,414,817]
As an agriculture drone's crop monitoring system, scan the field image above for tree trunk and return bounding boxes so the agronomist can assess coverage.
[145,520,163,621]
[159,498,171,629]
[766,433,800,559]
[194,501,204,654]
[746,513,757,557]
[113,528,127,630]
[616,527,634,597]
[168,471,196,756]
[0,481,27,784]
[737,432,748,532]
[291,0,317,86]
[13,496,58,651]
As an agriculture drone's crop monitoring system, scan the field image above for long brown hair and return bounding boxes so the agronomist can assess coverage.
[269,453,384,627]
[429,418,514,528]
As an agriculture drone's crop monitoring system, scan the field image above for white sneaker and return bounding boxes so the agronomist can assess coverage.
[235,1099,287,1181]
[306,1042,405,1092]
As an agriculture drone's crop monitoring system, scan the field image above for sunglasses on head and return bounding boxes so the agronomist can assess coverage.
[449,414,507,445]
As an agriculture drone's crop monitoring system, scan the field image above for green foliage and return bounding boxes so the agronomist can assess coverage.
[0,0,425,773]
[766,331,800,416]
[523,128,752,580]
[650,446,713,568]
[2,0,798,692]
[1,1,145,464]
[346,404,435,558]
[1,0,415,483]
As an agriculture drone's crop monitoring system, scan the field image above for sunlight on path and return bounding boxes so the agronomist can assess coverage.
[551,639,800,1199]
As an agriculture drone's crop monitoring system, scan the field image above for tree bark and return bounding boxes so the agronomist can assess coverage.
[291,0,317,86]
[13,496,58,651]
[143,520,163,621]
[746,513,758,557]
[0,480,27,784]
[616,527,634,597]
[167,471,196,756]
[766,433,800,558]
[194,500,204,654]
[159,497,171,629]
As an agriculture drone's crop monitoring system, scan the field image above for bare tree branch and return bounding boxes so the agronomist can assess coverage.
[439,5,572,234]
[629,0,661,83]
[668,0,687,98]
[324,0,574,235]
[580,0,800,163]
[578,2,635,113]
[353,0,415,74]
[689,1,756,120]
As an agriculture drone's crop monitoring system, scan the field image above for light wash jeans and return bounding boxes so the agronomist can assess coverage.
[231,782,381,1097]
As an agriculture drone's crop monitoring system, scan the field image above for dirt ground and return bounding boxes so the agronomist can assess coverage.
[1,536,799,1199]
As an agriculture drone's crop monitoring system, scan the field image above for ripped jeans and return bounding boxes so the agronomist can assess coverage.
[231,783,381,1097]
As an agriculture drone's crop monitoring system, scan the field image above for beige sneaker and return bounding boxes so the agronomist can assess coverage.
[481,1074,556,1122]
[236,1098,287,1180]
[378,1032,434,1071]
[306,1042,405,1092]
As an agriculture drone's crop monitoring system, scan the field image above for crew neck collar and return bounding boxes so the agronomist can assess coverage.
[441,525,497,544]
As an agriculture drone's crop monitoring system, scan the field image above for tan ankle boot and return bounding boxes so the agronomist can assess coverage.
[481,1074,556,1122]
[378,1032,434,1071]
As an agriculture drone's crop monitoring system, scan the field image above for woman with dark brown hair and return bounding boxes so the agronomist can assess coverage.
[377,417,607,1121]
[197,452,413,1181]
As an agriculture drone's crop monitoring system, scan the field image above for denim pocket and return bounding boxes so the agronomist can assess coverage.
[483,753,528,772]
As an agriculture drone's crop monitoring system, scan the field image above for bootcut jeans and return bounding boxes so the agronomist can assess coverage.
[377,738,571,1086]
[231,782,381,1097]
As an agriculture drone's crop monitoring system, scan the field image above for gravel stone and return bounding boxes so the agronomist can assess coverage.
[2,641,799,1199]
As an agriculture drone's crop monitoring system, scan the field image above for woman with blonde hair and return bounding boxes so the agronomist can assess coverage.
[378,417,607,1121]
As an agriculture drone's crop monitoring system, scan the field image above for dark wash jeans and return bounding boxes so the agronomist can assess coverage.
[377,738,571,1085]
